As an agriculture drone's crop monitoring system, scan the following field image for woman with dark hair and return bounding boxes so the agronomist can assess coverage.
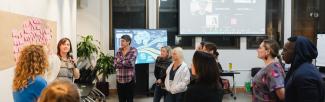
[184,51,223,102]
[203,42,229,90]
[153,46,172,102]
[203,42,221,70]
[56,38,80,81]
[114,35,138,102]
[253,39,285,102]
[195,42,205,51]
[282,36,324,102]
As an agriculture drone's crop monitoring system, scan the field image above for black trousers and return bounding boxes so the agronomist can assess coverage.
[117,80,135,102]
[165,92,184,102]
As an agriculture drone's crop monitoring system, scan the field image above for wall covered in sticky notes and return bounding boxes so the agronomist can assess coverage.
[0,10,57,70]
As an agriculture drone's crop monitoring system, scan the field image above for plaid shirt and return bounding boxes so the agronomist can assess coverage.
[114,47,138,83]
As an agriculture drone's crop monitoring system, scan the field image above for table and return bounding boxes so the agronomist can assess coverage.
[221,70,240,100]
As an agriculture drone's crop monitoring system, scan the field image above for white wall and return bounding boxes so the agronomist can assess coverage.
[76,0,101,42]
[76,0,110,53]
[0,0,76,101]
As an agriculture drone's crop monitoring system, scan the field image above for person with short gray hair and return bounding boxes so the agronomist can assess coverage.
[164,47,190,102]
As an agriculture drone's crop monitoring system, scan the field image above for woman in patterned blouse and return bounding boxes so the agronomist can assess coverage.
[252,39,285,102]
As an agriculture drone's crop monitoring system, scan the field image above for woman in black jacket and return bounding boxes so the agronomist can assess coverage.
[184,51,224,102]
[153,46,172,102]
[203,42,230,90]
[282,36,324,102]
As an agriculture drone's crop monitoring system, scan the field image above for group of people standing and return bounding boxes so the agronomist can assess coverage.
[114,35,325,102]
[152,40,226,102]
[12,38,81,102]
[114,35,224,102]
[12,34,324,102]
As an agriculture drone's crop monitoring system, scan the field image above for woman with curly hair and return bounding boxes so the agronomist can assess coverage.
[13,44,48,102]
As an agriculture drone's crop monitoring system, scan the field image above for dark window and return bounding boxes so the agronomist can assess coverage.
[175,36,195,49]
[158,0,195,49]
[202,36,240,49]
[247,36,268,49]
[319,0,325,34]
[292,0,319,43]
[109,0,147,49]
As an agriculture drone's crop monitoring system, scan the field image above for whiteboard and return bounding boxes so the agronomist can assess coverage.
[316,34,325,67]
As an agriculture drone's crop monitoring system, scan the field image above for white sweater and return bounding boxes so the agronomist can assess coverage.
[164,61,191,94]
[44,54,60,83]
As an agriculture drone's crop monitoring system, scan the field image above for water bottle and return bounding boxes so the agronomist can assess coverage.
[229,63,232,71]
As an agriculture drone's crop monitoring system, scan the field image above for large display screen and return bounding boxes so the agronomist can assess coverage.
[115,29,168,64]
[180,0,266,35]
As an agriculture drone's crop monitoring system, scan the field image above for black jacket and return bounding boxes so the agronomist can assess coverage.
[285,36,325,102]
[184,80,224,102]
[154,56,172,80]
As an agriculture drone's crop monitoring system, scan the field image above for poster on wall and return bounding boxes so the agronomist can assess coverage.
[0,10,57,70]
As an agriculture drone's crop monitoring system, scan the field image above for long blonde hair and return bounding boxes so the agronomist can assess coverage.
[161,46,172,58]
[13,44,48,91]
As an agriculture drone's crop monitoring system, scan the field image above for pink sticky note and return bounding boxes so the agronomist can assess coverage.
[13,39,17,45]
[45,29,50,34]
[20,31,24,37]
[15,39,19,46]
[12,30,18,37]
[36,25,41,30]
[14,47,19,53]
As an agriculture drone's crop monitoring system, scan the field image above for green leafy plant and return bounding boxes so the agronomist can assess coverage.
[96,52,115,82]
[77,35,99,68]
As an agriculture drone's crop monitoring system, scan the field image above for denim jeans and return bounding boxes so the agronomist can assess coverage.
[153,84,167,102]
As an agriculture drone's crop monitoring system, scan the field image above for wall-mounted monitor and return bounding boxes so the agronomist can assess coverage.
[114,29,168,64]
[180,0,266,35]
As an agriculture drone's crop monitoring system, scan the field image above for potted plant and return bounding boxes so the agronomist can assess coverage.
[75,35,99,84]
[95,52,115,96]
[77,35,99,68]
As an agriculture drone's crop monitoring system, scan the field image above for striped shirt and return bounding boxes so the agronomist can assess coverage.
[114,47,138,83]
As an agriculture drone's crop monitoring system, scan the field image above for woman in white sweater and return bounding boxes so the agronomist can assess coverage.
[164,47,191,102]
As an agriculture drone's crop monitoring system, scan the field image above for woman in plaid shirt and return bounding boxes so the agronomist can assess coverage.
[114,35,138,102]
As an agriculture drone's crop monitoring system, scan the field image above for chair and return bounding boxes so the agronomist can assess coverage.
[218,63,235,99]
[88,88,106,102]
[81,87,106,102]
[250,67,262,94]
[318,67,325,81]
[74,66,98,84]
[251,67,262,77]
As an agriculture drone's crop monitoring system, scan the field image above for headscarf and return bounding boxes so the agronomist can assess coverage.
[285,36,318,81]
